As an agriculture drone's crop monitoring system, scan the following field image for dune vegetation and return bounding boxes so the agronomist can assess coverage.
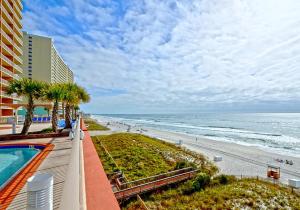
[127,177,300,210]
[92,133,300,210]
[92,133,217,181]
[84,118,109,131]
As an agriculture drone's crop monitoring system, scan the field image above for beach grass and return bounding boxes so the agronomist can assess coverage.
[84,118,109,131]
[128,178,300,209]
[92,133,217,181]
[92,133,300,210]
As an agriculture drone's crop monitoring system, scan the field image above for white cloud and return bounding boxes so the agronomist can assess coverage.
[23,0,300,113]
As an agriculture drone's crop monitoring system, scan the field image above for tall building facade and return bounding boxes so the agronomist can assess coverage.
[22,32,74,83]
[0,0,23,123]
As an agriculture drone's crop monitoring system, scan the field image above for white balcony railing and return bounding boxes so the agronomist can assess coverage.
[0,79,10,86]
[1,28,14,45]
[1,66,14,78]
[1,41,14,56]
[1,18,14,36]
[59,116,86,210]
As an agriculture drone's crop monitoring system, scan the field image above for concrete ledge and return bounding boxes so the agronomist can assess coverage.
[82,122,120,210]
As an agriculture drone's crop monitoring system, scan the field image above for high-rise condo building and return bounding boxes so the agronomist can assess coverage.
[0,0,23,123]
[22,32,74,84]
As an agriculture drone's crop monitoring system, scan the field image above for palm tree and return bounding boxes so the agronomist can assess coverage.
[62,83,90,128]
[6,79,47,135]
[44,83,64,133]
[73,105,80,119]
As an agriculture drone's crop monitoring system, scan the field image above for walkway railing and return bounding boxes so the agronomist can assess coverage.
[59,116,86,210]
[114,169,198,200]
[119,167,195,189]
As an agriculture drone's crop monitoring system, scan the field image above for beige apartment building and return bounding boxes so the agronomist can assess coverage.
[22,32,74,83]
[0,0,23,123]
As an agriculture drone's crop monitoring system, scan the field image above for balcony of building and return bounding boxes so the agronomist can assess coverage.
[15,0,23,11]
[1,53,23,74]
[14,32,23,47]
[13,43,23,56]
[1,66,14,79]
[1,40,14,57]
[1,5,14,26]
[1,19,14,38]
[0,78,10,87]
[1,28,14,46]
[13,1,22,19]
[2,0,22,20]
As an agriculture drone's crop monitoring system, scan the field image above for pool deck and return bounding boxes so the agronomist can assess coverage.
[0,136,72,210]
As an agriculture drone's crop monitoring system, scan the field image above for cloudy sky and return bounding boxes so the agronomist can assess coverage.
[23,0,300,113]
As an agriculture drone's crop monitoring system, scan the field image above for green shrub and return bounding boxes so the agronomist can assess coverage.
[192,173,211,191]
[174,161,189,170]
[181,180,194,195]
[40,127,53,133]
[211,174,236,186]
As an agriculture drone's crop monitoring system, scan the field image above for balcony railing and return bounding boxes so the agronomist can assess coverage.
[1,19,14,36]
[1,5,14,25]
[0,91,11,98]
[0,79,10,86]
[1,28,14,45]
[59,116,86,210]
[13,15,22,28]
[13,23,22,38]
[13,2,22,19]
[15,0,23,11]
[1,41,14,57]
[14,64,22,74]
[1,54,14,67]
[13,74,21,80]
[13,43,22,56]
[1,66,14,78]
[14,55,22,65]
[2,0,14,14]
[14,33,23,47]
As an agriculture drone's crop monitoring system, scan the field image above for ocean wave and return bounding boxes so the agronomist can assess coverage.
[93,114,300,157]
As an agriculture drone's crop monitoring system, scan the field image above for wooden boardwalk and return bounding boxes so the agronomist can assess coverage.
[2,137,72,210]
[114,169,198,200]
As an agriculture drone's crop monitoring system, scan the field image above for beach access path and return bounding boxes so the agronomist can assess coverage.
[92,118,300,185]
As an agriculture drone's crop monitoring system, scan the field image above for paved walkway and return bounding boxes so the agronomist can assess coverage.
[0,123,51,136]
[0,137,72,210]
[82,122,120,210]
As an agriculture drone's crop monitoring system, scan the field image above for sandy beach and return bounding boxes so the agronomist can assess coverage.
[91,116,300,184]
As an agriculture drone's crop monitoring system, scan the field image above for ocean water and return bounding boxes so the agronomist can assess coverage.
[93,113,300,157]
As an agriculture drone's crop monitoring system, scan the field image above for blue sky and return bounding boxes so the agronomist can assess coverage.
[23,0,300,113]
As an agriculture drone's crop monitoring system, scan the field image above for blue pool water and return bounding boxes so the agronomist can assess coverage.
[0,147,40,188]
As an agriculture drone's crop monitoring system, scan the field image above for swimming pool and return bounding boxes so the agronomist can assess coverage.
[0,145,44,190]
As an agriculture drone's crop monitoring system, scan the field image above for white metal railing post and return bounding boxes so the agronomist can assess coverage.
[59,116,86,210]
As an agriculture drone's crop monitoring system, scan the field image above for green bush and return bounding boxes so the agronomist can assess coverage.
[192,173,211,191]
[40,127,53,133]
[174,161,189,170]
[212,174,237,186]
[181,180,194,195]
